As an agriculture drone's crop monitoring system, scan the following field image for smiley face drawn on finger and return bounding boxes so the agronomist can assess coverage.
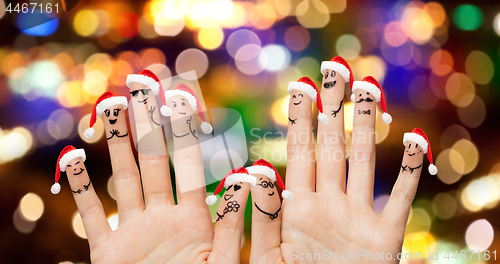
[323,69,338,89]
[402,140,424,173]
[170,95,199,139]
[130,88,152,105]
[292,93,303,105]
[67,160,85,177]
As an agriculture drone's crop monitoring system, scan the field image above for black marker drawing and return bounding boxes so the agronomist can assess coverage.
[173,132,189,138]
[107,129,129,140]
[331,98,344,117]
[324,80,336,89]
[224,194,233,201]
[356,97,374,103]
[131,89,151,105]
[288,117,297,125]
[186,116,198,140]
[254,203,281,220]
[84,180,91,191]
[408,164,422,173]
[401,165,407,172]
[72,188,82,194]
[358,109,371,115]
[149,106,161,126]
[216,200,241,222]
[73,167,84,176]
[292,94,303,105]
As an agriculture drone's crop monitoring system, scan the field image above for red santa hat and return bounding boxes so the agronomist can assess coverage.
[126,69,170,116]
[205,167,256,205]
[403,128,438,175]
[84,92,128,138]
[320,56,354,89]
[351,76,392,124]
[163,83,213,134]
[246,159,293,200]
[52,145,86,194]
[288,77,328,124]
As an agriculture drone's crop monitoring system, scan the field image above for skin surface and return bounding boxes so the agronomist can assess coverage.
[249,77,425,264]
[66,157,92,195]
[102,104,128,142]
[70,75,424,264]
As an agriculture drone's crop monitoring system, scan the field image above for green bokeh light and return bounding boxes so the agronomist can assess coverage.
[453,5,483,31]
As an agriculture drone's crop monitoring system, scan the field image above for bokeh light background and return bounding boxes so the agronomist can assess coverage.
[0,0,499,263]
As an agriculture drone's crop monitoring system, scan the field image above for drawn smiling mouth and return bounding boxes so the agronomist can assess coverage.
[294,101,302,105]
[74,168,84,176]
[268,192,274,196]
[408,153,416,156]
[179,112,186,115]
[138,98,148,104]
[109,119,117,124]
[324,80,336,88]
[173,132,189,138]
[224,194,233,201]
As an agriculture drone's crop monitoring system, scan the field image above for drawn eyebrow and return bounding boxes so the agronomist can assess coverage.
[181,98,185,101]
[75,161,80,165]
[171,100,176,104]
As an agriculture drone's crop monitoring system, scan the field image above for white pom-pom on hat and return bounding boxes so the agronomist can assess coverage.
[282,190,293,200]
[428,164,438,175]
[201,121,213,134]
[318,112,328,124]
[84,127,95,139]
[205,195,217,205]
[382,112,392,124]
[161,105,172,117]
[51,183,61,194]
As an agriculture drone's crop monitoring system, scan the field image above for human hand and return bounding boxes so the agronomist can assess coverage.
[250,70,425,263]
[58,78,246,263]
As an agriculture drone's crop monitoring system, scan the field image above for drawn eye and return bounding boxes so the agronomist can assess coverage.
[359,93,362,96]
[299,94,303,97]
[324,71,328,79]
[409,143,412,148]
[330,71,336,78]
[292,95,296,98]
[173,103,177,108]
[182,102,186,106]
[366,92,369,95]
[104,109,110,117]
[416,144,418,148]
[113,109,120,116]
[130,90,139,97]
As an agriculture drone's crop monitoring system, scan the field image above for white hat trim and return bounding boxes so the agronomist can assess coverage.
[288,82,317,102]
[352,81,381,102]
[96,97,128,117]
[403,133,428,154]
[126,74,161,95]
[246,165,276,182]
[59,149,86,172]
[164,90,198,111]
[224,173,257,189]
[320,61,350,82]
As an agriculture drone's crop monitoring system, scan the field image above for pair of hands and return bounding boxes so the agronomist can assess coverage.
[66,76,425,263]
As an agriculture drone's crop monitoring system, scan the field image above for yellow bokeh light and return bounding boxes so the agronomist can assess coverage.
[209,0,234,21]
[465,50,494,85]
[431,192,456,220]
[405,208,431,242]
[73,9,99,37]
[445,73,475,107]
[352,56,387,84]
[451,139,479,175]
[78,113,104,143]
[57,81,86,108]
[19,193,44,222]
[436,149,463,184]
[84,53,113,77]
[401,6,434,44]
[72,211,87,239]
[423,2,446,28]
[107,176,116,200]
[83,70,108,96]
[249,4,276,30]
[154,8,185,37]
[296,0,329,28]
[196,26,224,50]
[271,95,290,127]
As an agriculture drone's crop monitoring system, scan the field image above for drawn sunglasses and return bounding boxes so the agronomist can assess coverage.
[130,89,151,97]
